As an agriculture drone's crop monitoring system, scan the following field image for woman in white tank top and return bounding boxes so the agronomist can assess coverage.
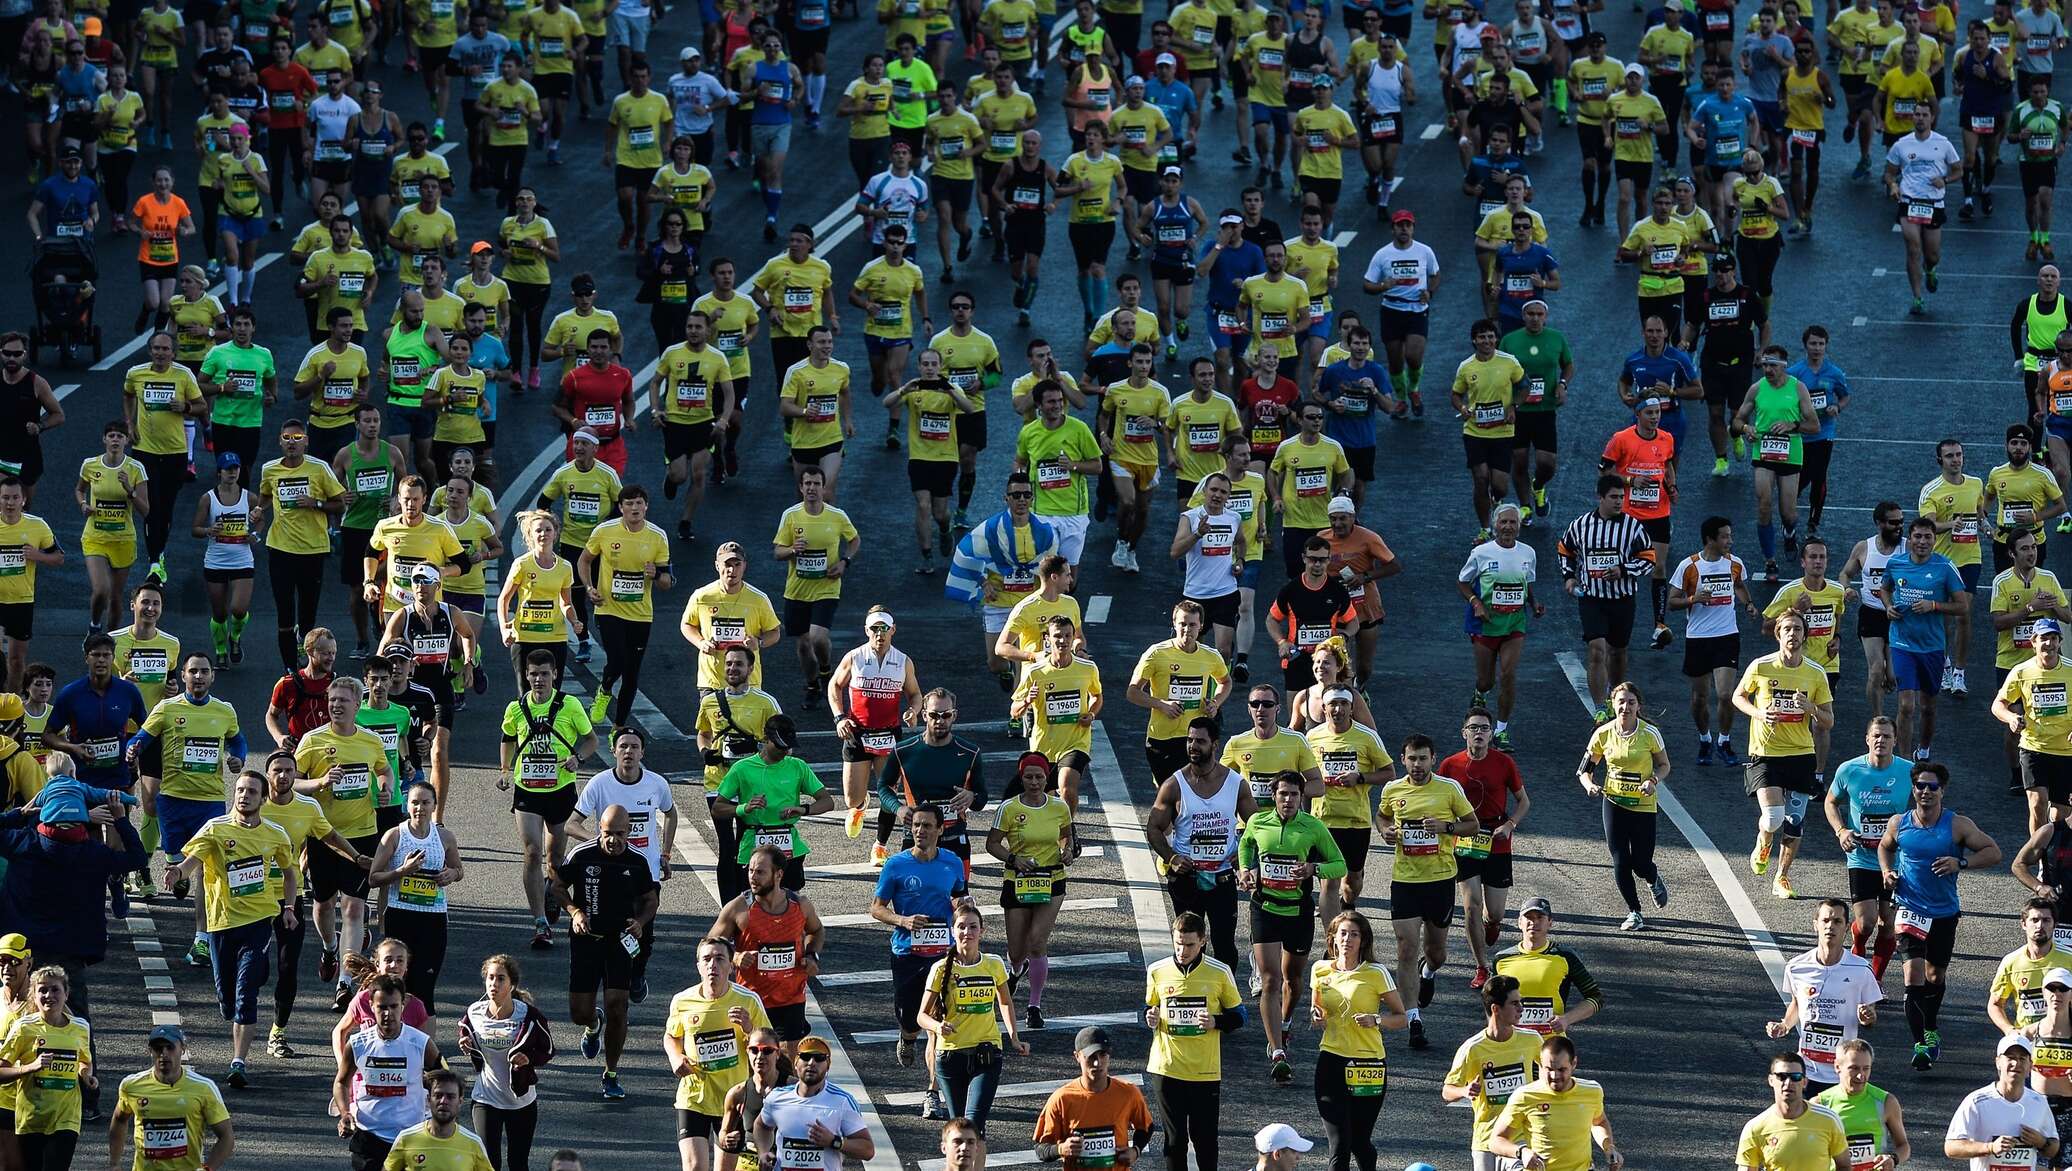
[193,451,256,663]
[369,784,463,1040]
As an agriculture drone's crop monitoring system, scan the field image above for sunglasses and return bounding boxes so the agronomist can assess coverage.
[797,1052,830,1062]
[1769,1071,1805,1083]
[1006,490,1034,499]
[1248,699,1278,708]
[925,710,956,719]
[1913,781,1941,792]
[749,1045,781,1054]
[0,351,22,359]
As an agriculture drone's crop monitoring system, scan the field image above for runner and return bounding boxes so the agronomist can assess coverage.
[1823,718,1910,981]
[1669,516,1756,762]
[496,510,583,693]
[191,453,257,665]
[1460,506,1543,742]
[75,424,151,638]
[708,844,824,1053]
[1144,910,1245,1171]
[1375,733,1477,1051]
[293,676,392,1012]
[1439,707,1526,975]
[499,648,596,950]
[751,1036,875,1169]
[0,966,93,1171]
[1735,610,1835,897]
[1487,1036,1623,1171]
[985,752,1075,1027]
[132,651,245,962]
[1147,716,1255,972]
[1599,402,1678,652]
[1876,516,1966,760]
[1876,760,2002,1070]
[1945,1035,2058,1164]
[662,937,772,1171]
[915,904,1026,1130]
[108,1025,234,1171]
[333,974,440,1168]
[553,803,659,1100]
[1032,1026,1155,1171]
[1734,1053,1849,1171]
[330,404,408,658]
[1012,380,1103,572]
[1443,974,1544,1171]
[1130,601,1233,781]
[1989,899,2072,1034]
[1236,770,1347,1084]
[1766,899,1883,1093]
[1557,475,1658,720]
[1994,617,2072,834]
[1885,104,1962,316]
[1810,1042,1909,1171]
[714,713,830,894]
[869,803,968,1083]
[1988,424,2065,574]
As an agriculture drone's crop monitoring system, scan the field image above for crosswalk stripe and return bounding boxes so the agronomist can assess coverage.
[850,1010,1139,1045]
[815,951,1133,988]
[818,898,1118,930]
[882,1072,1144,1108]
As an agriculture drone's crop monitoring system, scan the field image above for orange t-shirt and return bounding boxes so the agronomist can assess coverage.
[1033,1077,1154,1171]
[1600,424,1677,521]
[1322,525,1396,621]
[132,193,192,267]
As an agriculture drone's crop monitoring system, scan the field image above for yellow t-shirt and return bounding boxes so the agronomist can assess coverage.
[525,5,585,73]
[368,514,464,609]
[1307,721,1394,827]
[1737,652,1834,758]
[901,386,964,462]
[496,212,555,284]
[258,456,345,555]
[652,162,716,233]
[1454,352,1525,439]
[1144,955,1242,1081]
[1999,657,2072,755]
[383,1121,495,1171]
[124,363,203,456]
[429,363,488,445]
[115,627,183,695]
[183,815,295,932]
[928,326,1000,412]
[609,90,672,169]
[1130,639,1229,741]
[925,109,985,180]
[259,793,334,900]
[1605,90,1666,162]
[994,792,1072,868]
[657,343,733,426]
[1241,273,1310,360]
[925,954,1012,1049]
[693,291,759,379]
[1268,436,1351,531]
[0,1015,90,1135]
[506,552,575,644]
[844,77,894,139]
[853,257,927,339]
[1878,65,1938,135]
[975,90,1038,159]
[781,359,852,451]
[1493,1079,1608,1171]
[1567,55,1625,123]
[1919,473,1986,566]
[0,514,56,605]
[541,460,623,548]
[1024,655,1100,759]
[1990,461,2065,535]
[390,205,457,288]
[1284,237,1339,322]
[1221,726,1319,803]
[1242,31,1290,105]
[770,504,859,603]
[1292,104,1356,179]
[1445,1029,1546,1150]
[1376,775,1476,883]
[1104,381,1172,466]
[78,455,147,553]
[1584,719,1665,814]
[683,581,782,690]
[583,518,671,623]
[116,1069,231,1171]
[664,983,772,1113]
[750,254,836,338]
[1734,174,1786,239]
[141,692,242,803]
[1992,568,2069,669]
[694,686,782,785]
[1108,102,1172,171]
[1621,216,1693,296]
[1166,393,1244,484]
[294,339,372,428]
[1763,577,1849,673]
[294,724,390,838]
[1062,150,1124,223]
[542,307,621,379]
[1736,1105,1849,1171]
[1311,961,1397,1064]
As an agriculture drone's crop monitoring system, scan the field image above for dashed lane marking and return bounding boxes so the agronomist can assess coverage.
[850,1010,1138,1045]
[1555,650,1788,1000]
[1851,318,2001,328]
[815,950,1133,987]
[1084,595,1111,624]
[1420,123,1445,140]
[1850,316,1867,326]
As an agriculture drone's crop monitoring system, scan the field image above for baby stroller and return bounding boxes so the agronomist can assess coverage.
[27,235,103,367]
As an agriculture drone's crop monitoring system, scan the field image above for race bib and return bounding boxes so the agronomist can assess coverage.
[695,1028,740,1070]
[226,854,266,896]
[1163,995,1209,1035]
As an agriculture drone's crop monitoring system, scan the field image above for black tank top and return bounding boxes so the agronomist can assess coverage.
[2044,821,2072,923]
[1006,156,1050,220]
[1286,31,1328,98]
[400,603,454,672]
[0,372,42,463]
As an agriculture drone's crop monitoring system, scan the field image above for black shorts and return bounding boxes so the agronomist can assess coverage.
[1150,258,1196,286]
[955,410,987,451]
[569,930,636,992]
[1005,214,1046,260]
[2025,160,2060,195]
[339,526,374,585]
[1613,159,1653,190]
[309,832,379,900]
[1376,306,1429,340]
[935,175,975,217]
[1702,362,1750,407]
[2023,748,2072,805]
[419,43,452,72]
[1576,120,1609,161]
[665,419,716,462]
[1577,594,1637,648]
[1455,849,1514,888]
[1000,872,1068,909]
[783,596,839,636]
[677,1109,722,1141]
[1682,632,1741,677]
[313,158,352,185]
[535,72,573,100]
[202,566,255,585]
[892,951,934,1032]
[1848,866,1890,904]
[1298,175,1341,207]
[1123,167,1159,204]
[908,459,956,495]
[1389,878,1456,925]
[1185,589,1241,630]
[1897,911,1959,967]
[512,783,579,825]
[740,999,801,1043]
[1858,606,1891,642]
[1069,220,1117,269]
[1462,432,1512,468]
[1250,902,1316,953]
[1345,445,1376,482]
[376,802,406,832]
[1744,753,1821,798]
[0,602,33,641]
[790,442,841,467]
[1329,826,1371,873]
[842,729,900,763]
[787,25,829,57]
[1893,201,1947,229]
[1513,410,1557,453]
[139,260,179,283]
[614,164,651,192]
[1753,458,1802,477]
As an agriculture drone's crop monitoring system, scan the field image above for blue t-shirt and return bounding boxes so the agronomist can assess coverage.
[469,332,510,423]
[1491,243,1558,322]
[49,676,150,786]
[1884,551,1964,653]
[1145,77,1197,143]
[34,175,100,230]
[1621,345,1699,414]
[1690,92,1758,163]
[1828,753,1911,871]
[1785,358,1850,442]
[873,848,967,956]
[1201,238,1267,310]
[1317,360,1390,449]
[1740,33,1795,101]
[1465,153,1533,202]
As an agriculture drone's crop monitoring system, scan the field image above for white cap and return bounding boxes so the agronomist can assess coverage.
[2047,967,2072,990]
[410,563,443,585]
[571,428,601,445]
[1623,61,1645,77]
[1256,1126,1315,1155]
[1219,213,1244,226]
[867,611,896,630]
[1327,495,1357,515]
[2001,1033,2037,1056]
[1322,686,1356,704]
[1155,51,1178,66]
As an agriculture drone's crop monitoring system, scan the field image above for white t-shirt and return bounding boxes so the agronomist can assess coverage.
[576,767,676,873]
[1886,132,1962,202]
[308,94,363,156]
[1178,505,1242,602]
[1674,552,1747,641]
[1783,949,1883,1081]
[1365,241,1440,313]
[1946,1084,2059,1171]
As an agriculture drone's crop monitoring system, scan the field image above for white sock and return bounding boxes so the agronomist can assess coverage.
[1405,1007,1420,1022]
[222,267,241,304]
[806,72,826,112]
[239,266,256,303]
[1495,720,1507,733]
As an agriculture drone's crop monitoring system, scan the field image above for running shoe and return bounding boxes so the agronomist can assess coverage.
[1851,159,1869,179]
[267,1027,294,1058]
[185,938,209,967]
[1026,1005,1045,1029]
[1712,457,1729,478]
[870,842,890,867]
[1750,838,1771,875]
[1718,741,1740,767]
[1651,623,1672,650]
[1911,1043,1933,1071]
[1926,1029,1941,1060]
[1592,704,1611,724]
[589,688,611,724]
[1959,197,1975,222]
[601,1071,625,1099]
[1493,730,1514,752]
[1485,919,1502,946]
[331,985,353,1013]
[1697,739,1714,767]
[1952,668,1968,696]
[1533,485,1549,516]
[1651,874,1670,908]
[318,946,339,984]
[1733,435,1747,461]
[1124,546,1140,572]
[1909,298,1925,317]
[923,1090,948,1119]
[581,1009,603,1059]
[845,806,866,838]
[1407,1019,1429,1050]
[1470,966,1489,990]
[1773,876,1797,899]
[1111,543,1130,569]
[2057,515,2072,534]
[531,920,554,951]
[1620,912,1645,931]
[1925,267,1939,293]
[1764,558,1780,583]
[1271,1050,1292,1085]
[633,977,648,1005]
[896,1037,918,1068]
[573,639,592,664]
[1983,192,1996,216]
[1418,971,1435,1008]
[227,1060,248,1089]
[953,507,970,530]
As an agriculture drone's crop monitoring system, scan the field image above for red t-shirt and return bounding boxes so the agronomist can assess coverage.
[561,362,633,470]
[1437,749,1522,854]
[1600,424,1676,522]
[268,669,334,746]
[257,62,318,130]
[1240,376,1299,460]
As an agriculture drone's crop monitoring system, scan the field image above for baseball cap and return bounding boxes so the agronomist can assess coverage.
[1586,29,1607,43]
[227,123,250,138]
[1638,395,1670,411]
[1219,213,1244,226]
[82,16,103,35]
[1479,24,1500,38]
[2039,618,2065,637]
[470,240,494,255]
[795,1036,832,1057]
[1519,896,1554,918]
[1327,495,1356,516]
[411,563,443,585]
[58,146,81,160]
[1255,1125,1315,1155]
[1390,209,1416,224]
[716,540,747,564]
[1125,74,1146,89]
[382,641,414,661]
[1624,61,1645,77]
[1155,51,1177,66]
[2046,967,2072,991]
[570,276,598,294]
[216,451,241,470]
[1162,164,1183,178]
[2001,1033,2037,1056]
[1074,1026,1113,1056]
[681,45,702,60]
[147,1024,186,1047]
[0,935,29,960]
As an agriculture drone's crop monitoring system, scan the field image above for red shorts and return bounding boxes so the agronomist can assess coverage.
[1471,631,1524,652]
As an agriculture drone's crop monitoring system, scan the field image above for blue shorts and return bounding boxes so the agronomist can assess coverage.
[865,332,913,354]
[222,214,267,243]
[1250,102,1290,131]
[2047,416,2072,445]
[387,402,436,441]
[1752,99,1784,134]
[1238,559,1262,590]
[158,794,225,860]
[1958,562,1981,592]
[1207,306,1251,356]
[1891,647,1946,694]
[207,917,273,1025]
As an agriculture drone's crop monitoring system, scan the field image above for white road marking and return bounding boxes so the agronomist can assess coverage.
[818,898,1119,929]
[1330,230,1358,248]
[1085,595,1111,624]
[1088,722,1170,967]
[1874,268,2035,279]
[816,950,1133,987]
[1420,123,1444,140]
[1850,316,1867,326]
[1852,318,2002,328]
[53,384,79,401]
[851,1009,1138,1045]
[1555,650,1788,1000]
[93,253,284,372]
[1871,267,1887,277]
[884,1071,1143,1107]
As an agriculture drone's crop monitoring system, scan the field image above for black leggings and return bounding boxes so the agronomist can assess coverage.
[213,423,261,487]
[381,906,448,1015]
[849,136,889,191]
[1313,1051,1386,1171]
[1165,872,1240,971]
[199,187,222,261]
[137,449,188,561]
[1737,233,1783,299]
[472,1101,539,1171]
[1799,439,1834,528]
[268,548,327,670]
[265,126,308,215]
[101,149,137,221]
[1602,801,1661,913]
[712,794,746,903]
[595,614,651,726]
[1148,1072,1219,1171]
[17,1130,77,1171]
[487,143,527,212]
[507,639,568,696]
[508,281,549,372]
[558,542,593,641]
[273,902,307,1027]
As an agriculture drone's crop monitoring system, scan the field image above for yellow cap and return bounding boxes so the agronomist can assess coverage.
[0,935,31,960]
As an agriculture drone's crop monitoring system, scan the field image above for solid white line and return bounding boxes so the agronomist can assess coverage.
[816,950,1133,987]
[1554,650,1788,1000]
[1329,230,1358,248]
[918,1150,1044,1171]
[818,898,1118,929]
[1085,595,1111,624]
[93,253,284,372]
[1087,722,1169,970]
[52,384,80,402]
[671,820,902,1168]
[820,212,867,253]
[883,1071,1143,1108]
[1851,318,2004,328]
[1420,123,1445,140]
[851,1009,1138,1045]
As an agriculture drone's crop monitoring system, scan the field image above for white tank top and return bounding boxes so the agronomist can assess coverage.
[1173,767,1242,872]
[349,1023,429,1141]
[203,487,256,571]
[845,644,907,730]
[1860,537,1898,614]
[1365,59,1405,115]
[1180,506,1241,602]
[384,819,449,914]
